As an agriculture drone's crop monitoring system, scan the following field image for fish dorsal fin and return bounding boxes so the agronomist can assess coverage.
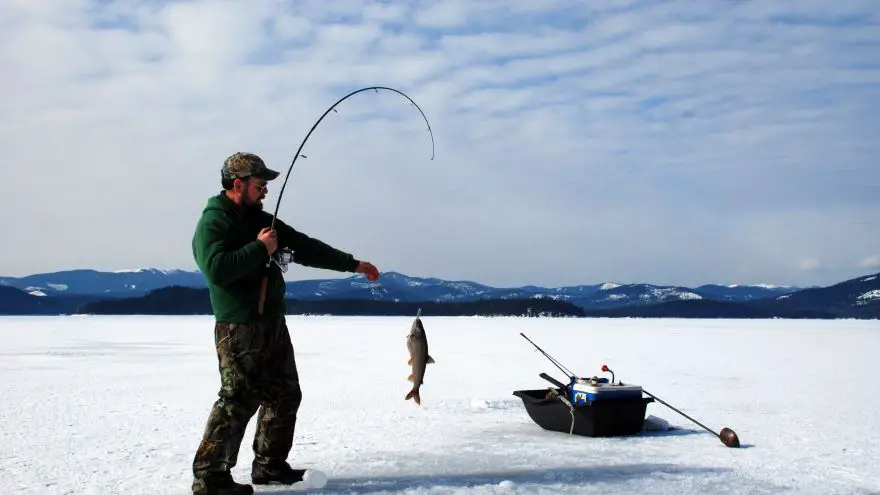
[426,355,435,364]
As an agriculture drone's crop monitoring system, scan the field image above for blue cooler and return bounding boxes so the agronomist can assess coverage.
[569,377,643,405]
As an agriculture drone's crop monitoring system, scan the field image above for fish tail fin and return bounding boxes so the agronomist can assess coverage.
[405,387,421,405]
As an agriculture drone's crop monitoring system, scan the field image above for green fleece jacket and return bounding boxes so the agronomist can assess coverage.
[192,192,360,322]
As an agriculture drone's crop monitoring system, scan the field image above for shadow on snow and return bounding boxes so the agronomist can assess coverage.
[269,463,731,494]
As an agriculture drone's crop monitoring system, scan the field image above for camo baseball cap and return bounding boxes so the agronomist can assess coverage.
[221,152,280,181]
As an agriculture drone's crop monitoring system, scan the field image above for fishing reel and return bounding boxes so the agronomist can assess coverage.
[271,247,294,273]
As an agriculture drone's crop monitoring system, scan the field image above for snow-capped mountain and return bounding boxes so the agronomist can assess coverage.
[750,273,880,317]
[694,283,800,301]
[283,272,501,302]
[278,272,799,309]
[0,268,803,309]
[0,268,206,297]
[2,268,877,318]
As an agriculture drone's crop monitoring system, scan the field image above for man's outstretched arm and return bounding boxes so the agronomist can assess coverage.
[270,217,380,280]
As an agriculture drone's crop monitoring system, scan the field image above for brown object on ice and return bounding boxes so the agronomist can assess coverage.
[720,427,740,448]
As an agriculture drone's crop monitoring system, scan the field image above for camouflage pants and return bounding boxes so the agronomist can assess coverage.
[192,316,303,479]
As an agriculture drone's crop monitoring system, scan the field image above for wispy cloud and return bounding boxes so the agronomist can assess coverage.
[798,258,823,271]
[1,0,878,288]
[858,255,880,270]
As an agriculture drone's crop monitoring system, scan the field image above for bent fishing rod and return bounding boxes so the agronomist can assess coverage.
[257,86,436,314]
[269,85,435,230]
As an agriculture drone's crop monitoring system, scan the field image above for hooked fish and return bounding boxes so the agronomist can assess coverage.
[405,308,435,405]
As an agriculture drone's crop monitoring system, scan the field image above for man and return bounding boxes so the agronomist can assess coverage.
[190,152,380,495]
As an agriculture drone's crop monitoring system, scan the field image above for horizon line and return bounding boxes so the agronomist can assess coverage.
[12,265,879,291]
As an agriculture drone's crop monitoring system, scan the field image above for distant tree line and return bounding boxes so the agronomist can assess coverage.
[76,286,586,317]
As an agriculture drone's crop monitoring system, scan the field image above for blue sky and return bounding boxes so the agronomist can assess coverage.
[0,0,878,288]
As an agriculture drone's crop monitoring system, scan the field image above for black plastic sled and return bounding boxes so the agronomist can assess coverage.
[515,333,655,438]
[513,387,654,437]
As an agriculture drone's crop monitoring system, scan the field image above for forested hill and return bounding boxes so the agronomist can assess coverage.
[75,286,586,317]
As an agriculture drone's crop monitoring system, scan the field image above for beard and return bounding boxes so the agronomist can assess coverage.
[246,196,264,211]
[237,195,265,216]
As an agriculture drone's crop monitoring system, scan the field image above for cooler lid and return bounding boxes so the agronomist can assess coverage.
[571,382,642,393]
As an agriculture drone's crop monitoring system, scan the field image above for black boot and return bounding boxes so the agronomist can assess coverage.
[251,460,306,485]
[192,471,253,495]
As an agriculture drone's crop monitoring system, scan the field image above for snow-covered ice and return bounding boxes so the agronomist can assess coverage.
[1,315,878,494]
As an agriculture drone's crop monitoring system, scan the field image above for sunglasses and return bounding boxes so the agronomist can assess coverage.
[236,177,268,192]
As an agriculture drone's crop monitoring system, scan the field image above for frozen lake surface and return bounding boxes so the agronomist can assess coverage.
[1,315,878,494]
